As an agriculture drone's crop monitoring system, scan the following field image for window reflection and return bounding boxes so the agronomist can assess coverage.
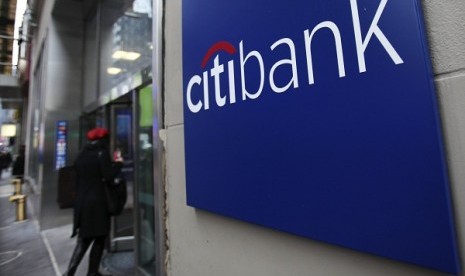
[100,0,152,94]
[82,1,156,273]
[136,85,156,274]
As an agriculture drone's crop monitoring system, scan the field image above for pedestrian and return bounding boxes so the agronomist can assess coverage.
[12,144,26,178]
[0,148,12,177]
[63,127,123,276]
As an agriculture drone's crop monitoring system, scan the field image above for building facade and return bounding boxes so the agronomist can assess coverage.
[24,0,465,275]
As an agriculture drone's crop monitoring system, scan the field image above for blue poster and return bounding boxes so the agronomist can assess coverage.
[55,121,68,170]
[183,0,460,273]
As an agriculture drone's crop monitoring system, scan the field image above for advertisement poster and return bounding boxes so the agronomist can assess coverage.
[55,120,68,170]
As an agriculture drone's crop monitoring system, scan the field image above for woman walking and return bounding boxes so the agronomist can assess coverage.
[63,127,122,276]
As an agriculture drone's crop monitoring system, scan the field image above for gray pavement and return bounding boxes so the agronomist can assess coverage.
[0,170,135,276]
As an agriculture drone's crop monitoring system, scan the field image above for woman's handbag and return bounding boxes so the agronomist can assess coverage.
[98,150,127,216]
[104,172,127,216]
[57,165,77,209]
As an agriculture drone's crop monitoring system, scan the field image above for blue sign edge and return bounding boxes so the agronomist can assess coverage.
[412,0,461,273]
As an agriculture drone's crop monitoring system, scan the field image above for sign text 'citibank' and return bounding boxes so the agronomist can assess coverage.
[186,0,403,113]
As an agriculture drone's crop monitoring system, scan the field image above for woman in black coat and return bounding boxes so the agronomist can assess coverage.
[63,128,122,276]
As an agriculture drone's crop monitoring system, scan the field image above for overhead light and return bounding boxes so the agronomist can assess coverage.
[1,124,16,137]
[107,67,122,75]
[112,50,141,61]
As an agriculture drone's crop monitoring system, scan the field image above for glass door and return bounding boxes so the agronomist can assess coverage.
[135,84,156,274]
[110,101,135,251]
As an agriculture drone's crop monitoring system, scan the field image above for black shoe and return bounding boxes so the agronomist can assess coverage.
[87,272,112,276]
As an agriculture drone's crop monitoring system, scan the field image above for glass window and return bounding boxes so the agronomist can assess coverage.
[136,85,155,274]
[100,0,153,95]
[29,49,45,183]
[83,10,99,107]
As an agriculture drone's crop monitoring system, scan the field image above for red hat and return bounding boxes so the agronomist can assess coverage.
[87,127,109,141]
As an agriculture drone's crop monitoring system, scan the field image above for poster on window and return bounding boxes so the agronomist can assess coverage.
[55,121,68,170]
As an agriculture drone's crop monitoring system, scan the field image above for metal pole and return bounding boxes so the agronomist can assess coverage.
[12,179,23,195]
[8,194,27,221]
[17,195,27,221]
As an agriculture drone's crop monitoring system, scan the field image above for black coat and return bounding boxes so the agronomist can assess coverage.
[12,155,25,176]
[72,140,120,238]
[0,152,12,170]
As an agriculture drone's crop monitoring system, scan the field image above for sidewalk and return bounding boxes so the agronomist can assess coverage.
[0,170,56,276]
[0,170,135,276]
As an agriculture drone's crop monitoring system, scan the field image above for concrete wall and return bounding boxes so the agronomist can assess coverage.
[163,1,465,276]
[426,1,465,276]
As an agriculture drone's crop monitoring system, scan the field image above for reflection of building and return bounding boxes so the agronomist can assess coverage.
[0,0,25,153]
[114,13,151,53]
[0,0,17,75]
[109,12,152,90]
[20,1,465,276]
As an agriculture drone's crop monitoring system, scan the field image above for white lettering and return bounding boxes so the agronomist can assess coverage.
[187,75,202,113]
[351,0,404,73]
[240,41,265,100]
[304,21,346,85]
[202,71,210,110]
[185,0,405,114]
[228,60,237,104]
[211,55,226,107]
[269,38,299,93]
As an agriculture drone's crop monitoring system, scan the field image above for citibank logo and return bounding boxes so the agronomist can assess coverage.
[186,0,404,114]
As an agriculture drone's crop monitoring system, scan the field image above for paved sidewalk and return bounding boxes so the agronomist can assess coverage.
[0,171,135,276]
[0,171,57,276]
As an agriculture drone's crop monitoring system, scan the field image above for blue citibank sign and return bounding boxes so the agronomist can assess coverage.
[182,0,460,273]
